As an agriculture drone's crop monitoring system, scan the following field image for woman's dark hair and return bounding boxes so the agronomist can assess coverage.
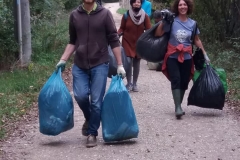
[171,0,194,16]
[130,0,143,7]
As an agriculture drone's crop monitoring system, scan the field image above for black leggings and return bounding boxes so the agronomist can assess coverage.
[126,58,141,85]
[167,58,192,90]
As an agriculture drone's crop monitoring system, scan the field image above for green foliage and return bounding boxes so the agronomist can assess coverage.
[150,0,171,10]
[0,2,18,68]
[64,0,81,10]
[192,0,240,41]
[30,0,80,58]
[117,8,127,15]
[0,0,79,139]
[0,49,63,139]
[0,0,80,70]
[31,13,69,57]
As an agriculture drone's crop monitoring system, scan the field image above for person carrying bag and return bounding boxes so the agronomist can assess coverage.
[154,0,211,119]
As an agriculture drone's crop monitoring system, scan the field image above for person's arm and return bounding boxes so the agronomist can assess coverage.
[194,35,210,63]
[105,10,120,48]
[118,14,126,36]
[112,46,126,78]
[61,13,76,61]
[112,46,122,65]
[105,10,126,77]
[56,44,75,72]
[155,22,165,37]
[60,44,75,61]
[194,35,206,54]
[56,13,76,71]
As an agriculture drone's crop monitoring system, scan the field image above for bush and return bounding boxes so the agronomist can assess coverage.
[0,0,81,70]
[64,0,81,10]
[0,3,18,69]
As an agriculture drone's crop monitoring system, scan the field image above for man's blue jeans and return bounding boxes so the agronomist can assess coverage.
[72,63,109,136]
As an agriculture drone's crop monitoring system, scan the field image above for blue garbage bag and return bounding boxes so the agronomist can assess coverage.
[38,68,74,136]
[101,75,139,142]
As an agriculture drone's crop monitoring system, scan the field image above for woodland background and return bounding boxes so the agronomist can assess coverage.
[0,0,239,138]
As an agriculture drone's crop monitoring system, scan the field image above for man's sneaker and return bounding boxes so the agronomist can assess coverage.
[132,84,139,92]
[86,135,97,148]
[82,120,88,136]
[125,83,133,91]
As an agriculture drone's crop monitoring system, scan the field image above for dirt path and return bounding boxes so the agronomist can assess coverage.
[1,3,240,160]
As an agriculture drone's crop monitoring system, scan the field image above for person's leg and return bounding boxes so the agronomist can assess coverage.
[126,58,133,91]
[132,58,141,92]
[72,64,90,136]
[179,59,192,103]
[86,63,108,147]
[167,58,184,119]
[167,58,181,90]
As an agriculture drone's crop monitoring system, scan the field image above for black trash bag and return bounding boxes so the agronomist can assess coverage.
[188,65,225,110]
[193,47,205,71]
[136,21,170,63]
[108,45,131,78]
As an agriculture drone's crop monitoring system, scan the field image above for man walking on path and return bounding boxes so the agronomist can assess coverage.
[56,0,126,148]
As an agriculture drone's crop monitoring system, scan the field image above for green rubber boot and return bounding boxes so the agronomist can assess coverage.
[172,89,184,119]
[180,90,186,115]
[180,90,185,104]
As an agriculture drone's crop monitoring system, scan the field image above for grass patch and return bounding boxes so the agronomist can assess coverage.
[0,54,59,139]
[0,12,70,139]
[117,8,127,15]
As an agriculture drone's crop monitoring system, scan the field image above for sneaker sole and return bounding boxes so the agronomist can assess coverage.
[132,90,139,92]
[86,143,97,148]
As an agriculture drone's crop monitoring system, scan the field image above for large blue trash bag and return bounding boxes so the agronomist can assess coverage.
[101,75,139,142]
[38,68,74,136]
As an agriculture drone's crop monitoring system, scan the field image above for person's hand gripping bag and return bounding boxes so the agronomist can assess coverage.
[38,68,74,136]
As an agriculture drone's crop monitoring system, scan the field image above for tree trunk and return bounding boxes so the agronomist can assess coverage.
[21,0,32,66]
